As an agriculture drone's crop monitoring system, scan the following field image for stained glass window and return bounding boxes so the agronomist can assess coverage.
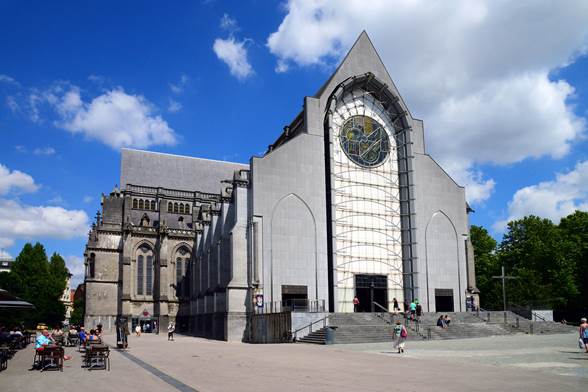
[339,115,390,167]
[146,255,153,295]
[137,255,144,295]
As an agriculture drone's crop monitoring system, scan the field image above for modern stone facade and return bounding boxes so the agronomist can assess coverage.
[84,32,478,340]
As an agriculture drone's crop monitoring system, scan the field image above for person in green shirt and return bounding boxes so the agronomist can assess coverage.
[393,321,408,353]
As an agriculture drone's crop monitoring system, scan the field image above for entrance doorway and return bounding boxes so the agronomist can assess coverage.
[281,285,308,311]
[132,317,158,334]
[355,274,388,312]
[434,289,454,312]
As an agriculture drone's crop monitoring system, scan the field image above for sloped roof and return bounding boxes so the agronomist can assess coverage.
[120,149,248,194]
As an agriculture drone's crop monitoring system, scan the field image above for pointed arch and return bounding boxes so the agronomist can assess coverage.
[270,193,318,302]
[424,210,461,312]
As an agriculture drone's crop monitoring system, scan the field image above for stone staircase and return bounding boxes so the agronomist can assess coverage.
[296,311,577,344]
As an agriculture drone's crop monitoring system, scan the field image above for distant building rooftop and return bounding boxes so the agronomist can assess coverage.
[0,259,14,272]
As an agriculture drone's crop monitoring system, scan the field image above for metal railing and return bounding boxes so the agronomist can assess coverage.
[253,299,326,314]
[292,315,330,341]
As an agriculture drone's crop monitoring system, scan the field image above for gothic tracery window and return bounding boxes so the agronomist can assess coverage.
[139,199,144,209]
[175,246,191,298]
[168,202,173,213]
[151,200,156,210]
[133,199,138,209]
[88,253,95,279]
[136,245,154,296]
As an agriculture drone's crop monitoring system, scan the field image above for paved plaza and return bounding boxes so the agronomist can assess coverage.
[1,332,585,392]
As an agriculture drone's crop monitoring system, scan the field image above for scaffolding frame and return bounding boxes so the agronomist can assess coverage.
[325,73,418,309]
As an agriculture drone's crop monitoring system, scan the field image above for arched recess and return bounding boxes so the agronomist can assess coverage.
[270,193,318,302]
[424,210,461,312]
[324,72,417,309]
[171,242,192,298]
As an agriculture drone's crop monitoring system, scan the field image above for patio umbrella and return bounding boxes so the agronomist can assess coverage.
[0,289,34,309]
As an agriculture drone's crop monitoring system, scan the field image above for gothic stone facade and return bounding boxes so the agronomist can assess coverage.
[84,32,478,340]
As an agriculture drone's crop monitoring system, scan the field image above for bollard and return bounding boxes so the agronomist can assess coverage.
[427,327,431,340]
[503,311,507,325]
[529,322,533,335]
[487,312,490,322]
[516,317,519,329]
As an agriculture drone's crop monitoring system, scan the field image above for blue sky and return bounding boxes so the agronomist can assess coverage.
[1,1,587,286]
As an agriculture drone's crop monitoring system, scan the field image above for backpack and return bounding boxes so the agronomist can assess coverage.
[400,326,408,338]
[583,327,588,339]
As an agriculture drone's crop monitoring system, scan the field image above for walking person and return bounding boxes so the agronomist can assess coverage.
[135,324,141,337]
[415,301,423,321]
[168,322,175,341]
[393,298,400,313]
[579,318,588,353]
[409,300,417,321]
[353,296,360,313]
[393,321,408,354]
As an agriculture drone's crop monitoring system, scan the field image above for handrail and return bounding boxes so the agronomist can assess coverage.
[292,315,330,341]
[372,301,389,313]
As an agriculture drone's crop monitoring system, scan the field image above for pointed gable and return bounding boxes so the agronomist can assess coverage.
[314,31,413,119]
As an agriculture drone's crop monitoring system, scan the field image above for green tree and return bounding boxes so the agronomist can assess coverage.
[70,297,85,326]
[1,243,68,327]
[470,225,502,309]
[558,210,588,320]
[498,216,578,310]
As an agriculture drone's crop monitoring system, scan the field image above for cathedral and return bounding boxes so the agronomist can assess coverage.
[83,32,478,341]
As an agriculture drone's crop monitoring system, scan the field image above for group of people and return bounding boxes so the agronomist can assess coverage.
[579,318,588,353]
[0,325,24,342]
[436,315,452,328]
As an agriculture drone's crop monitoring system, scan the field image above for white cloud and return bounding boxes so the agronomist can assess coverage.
[48,195,65,205]
[0,164,38,195]
[169,74,189,94]
[0,199,89,249]
[0,74,18,85]
[83,196,93,203]
[52,87,177,149]
[0,249,11,259]
[267,0,588,203]
[213,37,254,79]
[167,99,183,113]
[220,13,239,32]
[33,146,56,156]
[65,255,85,287]
[493,160,588,231]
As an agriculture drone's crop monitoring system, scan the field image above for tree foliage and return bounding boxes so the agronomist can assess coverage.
[69,297,85,326]
[0,243,69,328]
[473,211,587,321]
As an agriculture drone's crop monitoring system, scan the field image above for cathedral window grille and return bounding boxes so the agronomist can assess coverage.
[179,204,184,214]
[168,202,172,213]
[185,204,190,214]
[133,199,138,209]
[174,203,178,213]
[150,200,156,210]
[139,199,144,210]
[137,255,144,295]
[146,255,153,295]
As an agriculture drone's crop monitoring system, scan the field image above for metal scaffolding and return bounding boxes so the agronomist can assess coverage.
[325,73,418,309]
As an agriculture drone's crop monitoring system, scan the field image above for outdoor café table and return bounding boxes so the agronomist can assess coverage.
[85,343,110,371]
[37,346,64,372]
